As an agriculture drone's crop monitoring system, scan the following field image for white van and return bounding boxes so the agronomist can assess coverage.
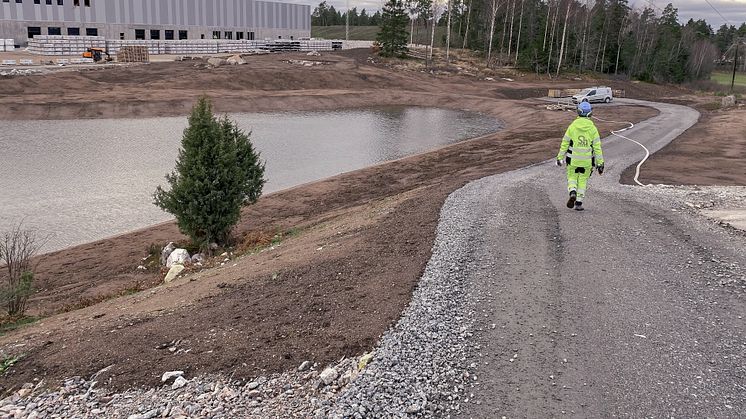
[572,87,613,104]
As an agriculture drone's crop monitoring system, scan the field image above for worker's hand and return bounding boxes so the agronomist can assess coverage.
[556,159,563,167]
[597,164,605,175]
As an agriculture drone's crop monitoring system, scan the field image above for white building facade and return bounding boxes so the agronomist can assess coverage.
[0,0,310,46]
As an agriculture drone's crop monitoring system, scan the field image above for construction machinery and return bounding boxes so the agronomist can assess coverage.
[82,48,112,63]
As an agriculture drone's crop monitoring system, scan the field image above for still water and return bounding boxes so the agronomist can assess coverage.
[0,107,501,252]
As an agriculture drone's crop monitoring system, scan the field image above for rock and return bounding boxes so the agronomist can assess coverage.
[166,249,190,268]
[191,253,205,264]
[247,390,261,398]
[307,51,321,56]
[246,381,260,390]
[406,404,422,414]
[226,54,246,65]
[164,264,186,283]
[298,361,312,372]
[16,388,31,398]
[207,57,226,67]
[161,371,184,382]
[319,367,338,386]
[357,353,374,370]
[722,95,736,108]
[171,376,188,390]
[161,242,176,265]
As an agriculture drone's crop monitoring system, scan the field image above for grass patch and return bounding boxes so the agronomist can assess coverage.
[711,71,746,87]
[237,228,302,255]
[0,316,39,336]
[0,354,22,375]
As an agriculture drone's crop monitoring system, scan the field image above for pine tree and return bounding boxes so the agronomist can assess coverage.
[377,0,410,57]
[154,97,265,251]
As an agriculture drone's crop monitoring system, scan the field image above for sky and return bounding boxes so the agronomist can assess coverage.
[293,0,746,28]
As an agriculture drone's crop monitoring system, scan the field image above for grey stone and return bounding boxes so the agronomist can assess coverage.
[160,242,176,265]
[722,95,736,108]
[171,376,188,390]
[319,368,338,386]
[164,264,186,283]
[166,249,190,268]
[161,371,184,383]
[298,361,311,372]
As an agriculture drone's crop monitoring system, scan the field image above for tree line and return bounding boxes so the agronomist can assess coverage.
[312,1,383,26]
[345,0,746,83]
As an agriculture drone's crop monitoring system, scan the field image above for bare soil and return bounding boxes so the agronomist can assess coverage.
[0,49,666,393]
[621,103,746,186]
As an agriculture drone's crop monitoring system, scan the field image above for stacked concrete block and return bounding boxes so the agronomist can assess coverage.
[2,39,17,52]
[27,35,105,55]
[23,38,363,57]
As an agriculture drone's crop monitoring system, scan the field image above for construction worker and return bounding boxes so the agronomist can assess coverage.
[556,101,604,211]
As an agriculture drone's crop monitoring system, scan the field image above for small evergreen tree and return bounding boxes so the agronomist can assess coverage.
[377,0,409,57]
[154,97,265,251]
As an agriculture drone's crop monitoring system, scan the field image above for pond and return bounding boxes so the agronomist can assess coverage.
[0,107,501,252]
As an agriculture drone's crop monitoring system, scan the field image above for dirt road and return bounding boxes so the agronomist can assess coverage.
[450,100,745,417]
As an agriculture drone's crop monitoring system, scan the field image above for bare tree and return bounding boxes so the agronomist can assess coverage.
[0,224,45,317]
[514,0,524,63]
[487,0,501,66]
[462,0,472,49]
[547,0,560,74]
[543,0,552,51]
[428,1,444,65]
[507,0,516,60]
[446,0,453,62]
[555,0,571,76]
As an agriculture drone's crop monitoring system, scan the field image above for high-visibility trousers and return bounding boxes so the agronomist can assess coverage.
[566,165,592,201]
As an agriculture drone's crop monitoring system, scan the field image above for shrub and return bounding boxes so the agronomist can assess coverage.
[0,225,44,317]
[153,97,266,252]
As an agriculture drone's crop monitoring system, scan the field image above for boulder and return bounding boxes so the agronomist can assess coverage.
[207,57,226,67]
[722,95,736,108]
[319,367,338,386]
[226,54,246,65]
[167,249,191,268]
[161,371,184,382]
[171,376,188,390]
[164,264,186,283]
[160,242,176,266]
[191,253,205,264]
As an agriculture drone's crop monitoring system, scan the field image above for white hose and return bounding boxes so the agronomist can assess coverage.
[591,114,649,187]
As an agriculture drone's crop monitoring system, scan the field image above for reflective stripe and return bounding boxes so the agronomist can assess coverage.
[594,153,604,159]
[592,138,601,145]
[563,135,572,142]
[568,146,592,152]
[567,154,592,160]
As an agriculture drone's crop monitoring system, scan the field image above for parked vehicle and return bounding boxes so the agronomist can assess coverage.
[572,87,613,104]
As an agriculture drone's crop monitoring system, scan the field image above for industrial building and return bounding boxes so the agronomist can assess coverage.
[0,0,310,47]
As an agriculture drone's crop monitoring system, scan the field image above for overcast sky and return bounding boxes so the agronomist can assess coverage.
[294,0,746,28]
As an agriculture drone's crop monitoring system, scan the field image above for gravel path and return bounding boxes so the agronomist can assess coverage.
[3,99,745,418]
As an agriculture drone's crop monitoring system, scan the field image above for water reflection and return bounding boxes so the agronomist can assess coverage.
[0,107,501,252]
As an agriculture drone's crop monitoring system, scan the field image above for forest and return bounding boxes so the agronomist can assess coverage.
[313,0,746,82]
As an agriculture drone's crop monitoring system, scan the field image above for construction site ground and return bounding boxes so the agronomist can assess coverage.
[0,49,743,394]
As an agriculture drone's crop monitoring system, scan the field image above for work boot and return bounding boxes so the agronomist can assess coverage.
[574,201,585,211]
[566,191,577,209]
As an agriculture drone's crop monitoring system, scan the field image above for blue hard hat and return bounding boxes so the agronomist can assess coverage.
[577,101,592,117]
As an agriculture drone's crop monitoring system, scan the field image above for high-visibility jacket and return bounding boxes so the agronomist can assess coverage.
[556,117,604,168]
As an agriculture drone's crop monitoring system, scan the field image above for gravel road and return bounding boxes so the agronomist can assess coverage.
[332,99,745,418]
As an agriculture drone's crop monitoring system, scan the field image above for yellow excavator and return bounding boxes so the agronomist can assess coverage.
[82,48,112,62]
